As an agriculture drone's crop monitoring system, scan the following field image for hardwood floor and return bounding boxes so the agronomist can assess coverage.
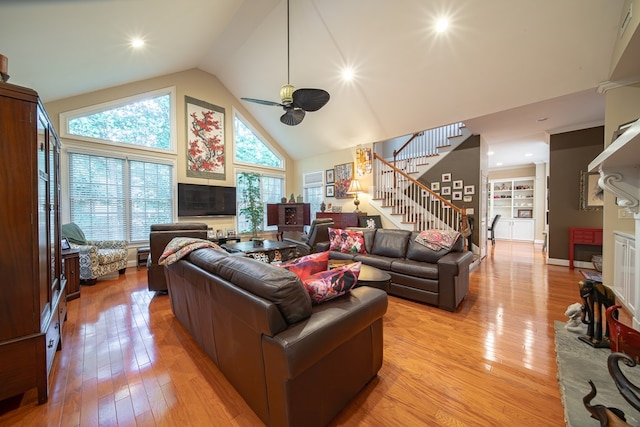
[0,242,612,426]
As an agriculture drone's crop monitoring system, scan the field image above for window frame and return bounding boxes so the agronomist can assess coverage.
[234,167,286,233]
[303,171,324,222]
[64,141,177,244]
[233,108,285,171]
[59,86,178,154]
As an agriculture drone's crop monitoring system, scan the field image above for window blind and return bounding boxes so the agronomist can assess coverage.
[68,153,126,240]
[68,152,174,242]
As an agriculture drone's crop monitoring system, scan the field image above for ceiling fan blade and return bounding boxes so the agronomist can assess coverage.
[241,97,284,107]
[292,89,330,112]
[280,108,305,126]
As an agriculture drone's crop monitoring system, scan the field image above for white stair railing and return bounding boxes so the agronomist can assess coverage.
[373,153,465,232]
[392,122,464,173]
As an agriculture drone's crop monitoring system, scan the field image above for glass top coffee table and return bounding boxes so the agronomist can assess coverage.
[222,240,298,263]
[328,260,390,292]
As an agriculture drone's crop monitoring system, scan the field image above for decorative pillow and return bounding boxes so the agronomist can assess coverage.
[279,251,329,280]
[328,227,343,251]
[302,262,361,304]
[328,227,367,254]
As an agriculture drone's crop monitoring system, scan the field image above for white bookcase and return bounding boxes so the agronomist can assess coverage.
[489,178,535,242]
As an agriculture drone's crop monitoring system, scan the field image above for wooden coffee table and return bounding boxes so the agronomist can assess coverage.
[222,239,298,263]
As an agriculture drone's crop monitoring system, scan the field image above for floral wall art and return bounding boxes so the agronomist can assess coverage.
[186,96,225,180]
[334,162,354,198]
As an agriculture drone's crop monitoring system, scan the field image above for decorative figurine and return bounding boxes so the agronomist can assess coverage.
[320,201,326,212]
[578,279,616,348]
[289,193,295,203]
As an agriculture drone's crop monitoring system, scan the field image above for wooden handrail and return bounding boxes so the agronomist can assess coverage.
[374,153,462,214]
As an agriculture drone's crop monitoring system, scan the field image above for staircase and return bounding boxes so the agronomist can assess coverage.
[370,122,469,234]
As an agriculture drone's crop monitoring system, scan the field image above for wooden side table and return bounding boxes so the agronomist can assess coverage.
[62,249,81,300]
[569,227,603,269]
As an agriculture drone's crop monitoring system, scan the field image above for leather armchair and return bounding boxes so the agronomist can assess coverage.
[148,222,208,292]
[284,218,334,256]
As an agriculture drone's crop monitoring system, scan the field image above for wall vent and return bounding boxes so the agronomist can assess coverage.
[620,4,632,38]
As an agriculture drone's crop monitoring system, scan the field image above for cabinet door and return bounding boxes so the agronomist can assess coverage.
[628,240,636,313]
[37,114,51,322]
[614,235,627,305]
[511,219,534,241]
[0,96,38,340]
[494,220,511,240]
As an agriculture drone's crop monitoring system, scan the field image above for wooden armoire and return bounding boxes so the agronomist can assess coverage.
[0,82,66,403]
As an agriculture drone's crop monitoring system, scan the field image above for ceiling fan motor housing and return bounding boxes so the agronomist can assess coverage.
[280,84,295,105]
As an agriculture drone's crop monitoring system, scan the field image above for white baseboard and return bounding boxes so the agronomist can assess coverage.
[547,258,597,270]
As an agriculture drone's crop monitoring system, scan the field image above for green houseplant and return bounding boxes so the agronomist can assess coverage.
[238,172,263,238]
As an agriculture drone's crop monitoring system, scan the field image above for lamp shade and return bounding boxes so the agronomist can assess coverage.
[347,179,362,194]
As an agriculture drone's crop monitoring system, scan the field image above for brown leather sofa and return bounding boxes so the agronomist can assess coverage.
[317,228,473,311]
[164,247,388,427]
[147,222,208,292]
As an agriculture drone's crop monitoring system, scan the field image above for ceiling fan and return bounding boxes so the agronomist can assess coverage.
[241,0,330,126]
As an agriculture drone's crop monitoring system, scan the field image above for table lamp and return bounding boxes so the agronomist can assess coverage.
[347,179,362,212]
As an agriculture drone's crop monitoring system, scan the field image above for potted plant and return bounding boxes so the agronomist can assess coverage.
[238,172,263,241]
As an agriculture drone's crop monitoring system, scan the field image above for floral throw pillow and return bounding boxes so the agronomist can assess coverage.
[302,262,361,304]
[328,227,367,254]
[279,251,329,280]
[328,227,343,251]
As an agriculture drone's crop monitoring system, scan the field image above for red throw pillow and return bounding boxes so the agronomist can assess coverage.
[302,262,361,304]
[279,251,329,280]
[328,228,367,254]
[328,227,343,251]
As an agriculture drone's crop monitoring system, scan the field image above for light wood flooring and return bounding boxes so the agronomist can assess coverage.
[0,241,615,426]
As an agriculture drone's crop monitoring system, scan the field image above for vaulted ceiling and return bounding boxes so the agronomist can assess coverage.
[0,0,631,168]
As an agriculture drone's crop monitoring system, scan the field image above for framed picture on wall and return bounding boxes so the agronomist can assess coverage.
[517,209,533,218]
[431,182,440,191]
[453,180,463,189]
[325,168,335,184]
[441,186,451,196]
[326,184,335,198]
[334,162,354,198]
[579,171,603,210]
[442,173,452,182]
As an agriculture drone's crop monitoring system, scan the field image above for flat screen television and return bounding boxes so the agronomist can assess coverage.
[177,183,237,217]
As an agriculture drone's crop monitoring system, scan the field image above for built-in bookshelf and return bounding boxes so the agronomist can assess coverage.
[488,178,535,241]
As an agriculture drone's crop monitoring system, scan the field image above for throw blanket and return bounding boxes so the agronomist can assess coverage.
[158,237,223,265]
[415,229,461,251]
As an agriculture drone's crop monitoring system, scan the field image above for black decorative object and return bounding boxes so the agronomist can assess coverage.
[578,279,616,348]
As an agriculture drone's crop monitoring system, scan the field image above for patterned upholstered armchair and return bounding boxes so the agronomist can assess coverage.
[62,223,129,285]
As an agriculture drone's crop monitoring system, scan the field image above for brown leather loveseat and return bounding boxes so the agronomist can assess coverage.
[147,222,208,292]
[164,247,388,427]
[318,228,473,311]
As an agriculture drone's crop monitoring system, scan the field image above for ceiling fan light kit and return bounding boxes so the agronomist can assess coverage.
[241,0,329,126]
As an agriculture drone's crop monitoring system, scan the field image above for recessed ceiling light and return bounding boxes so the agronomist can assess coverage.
[496,162,503,166]
[537,117,548,122]
[435,18,449,33]
[488,151,494,156]
[525,153,532,157]
[131,37,145,48]
[341,67,355,81]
